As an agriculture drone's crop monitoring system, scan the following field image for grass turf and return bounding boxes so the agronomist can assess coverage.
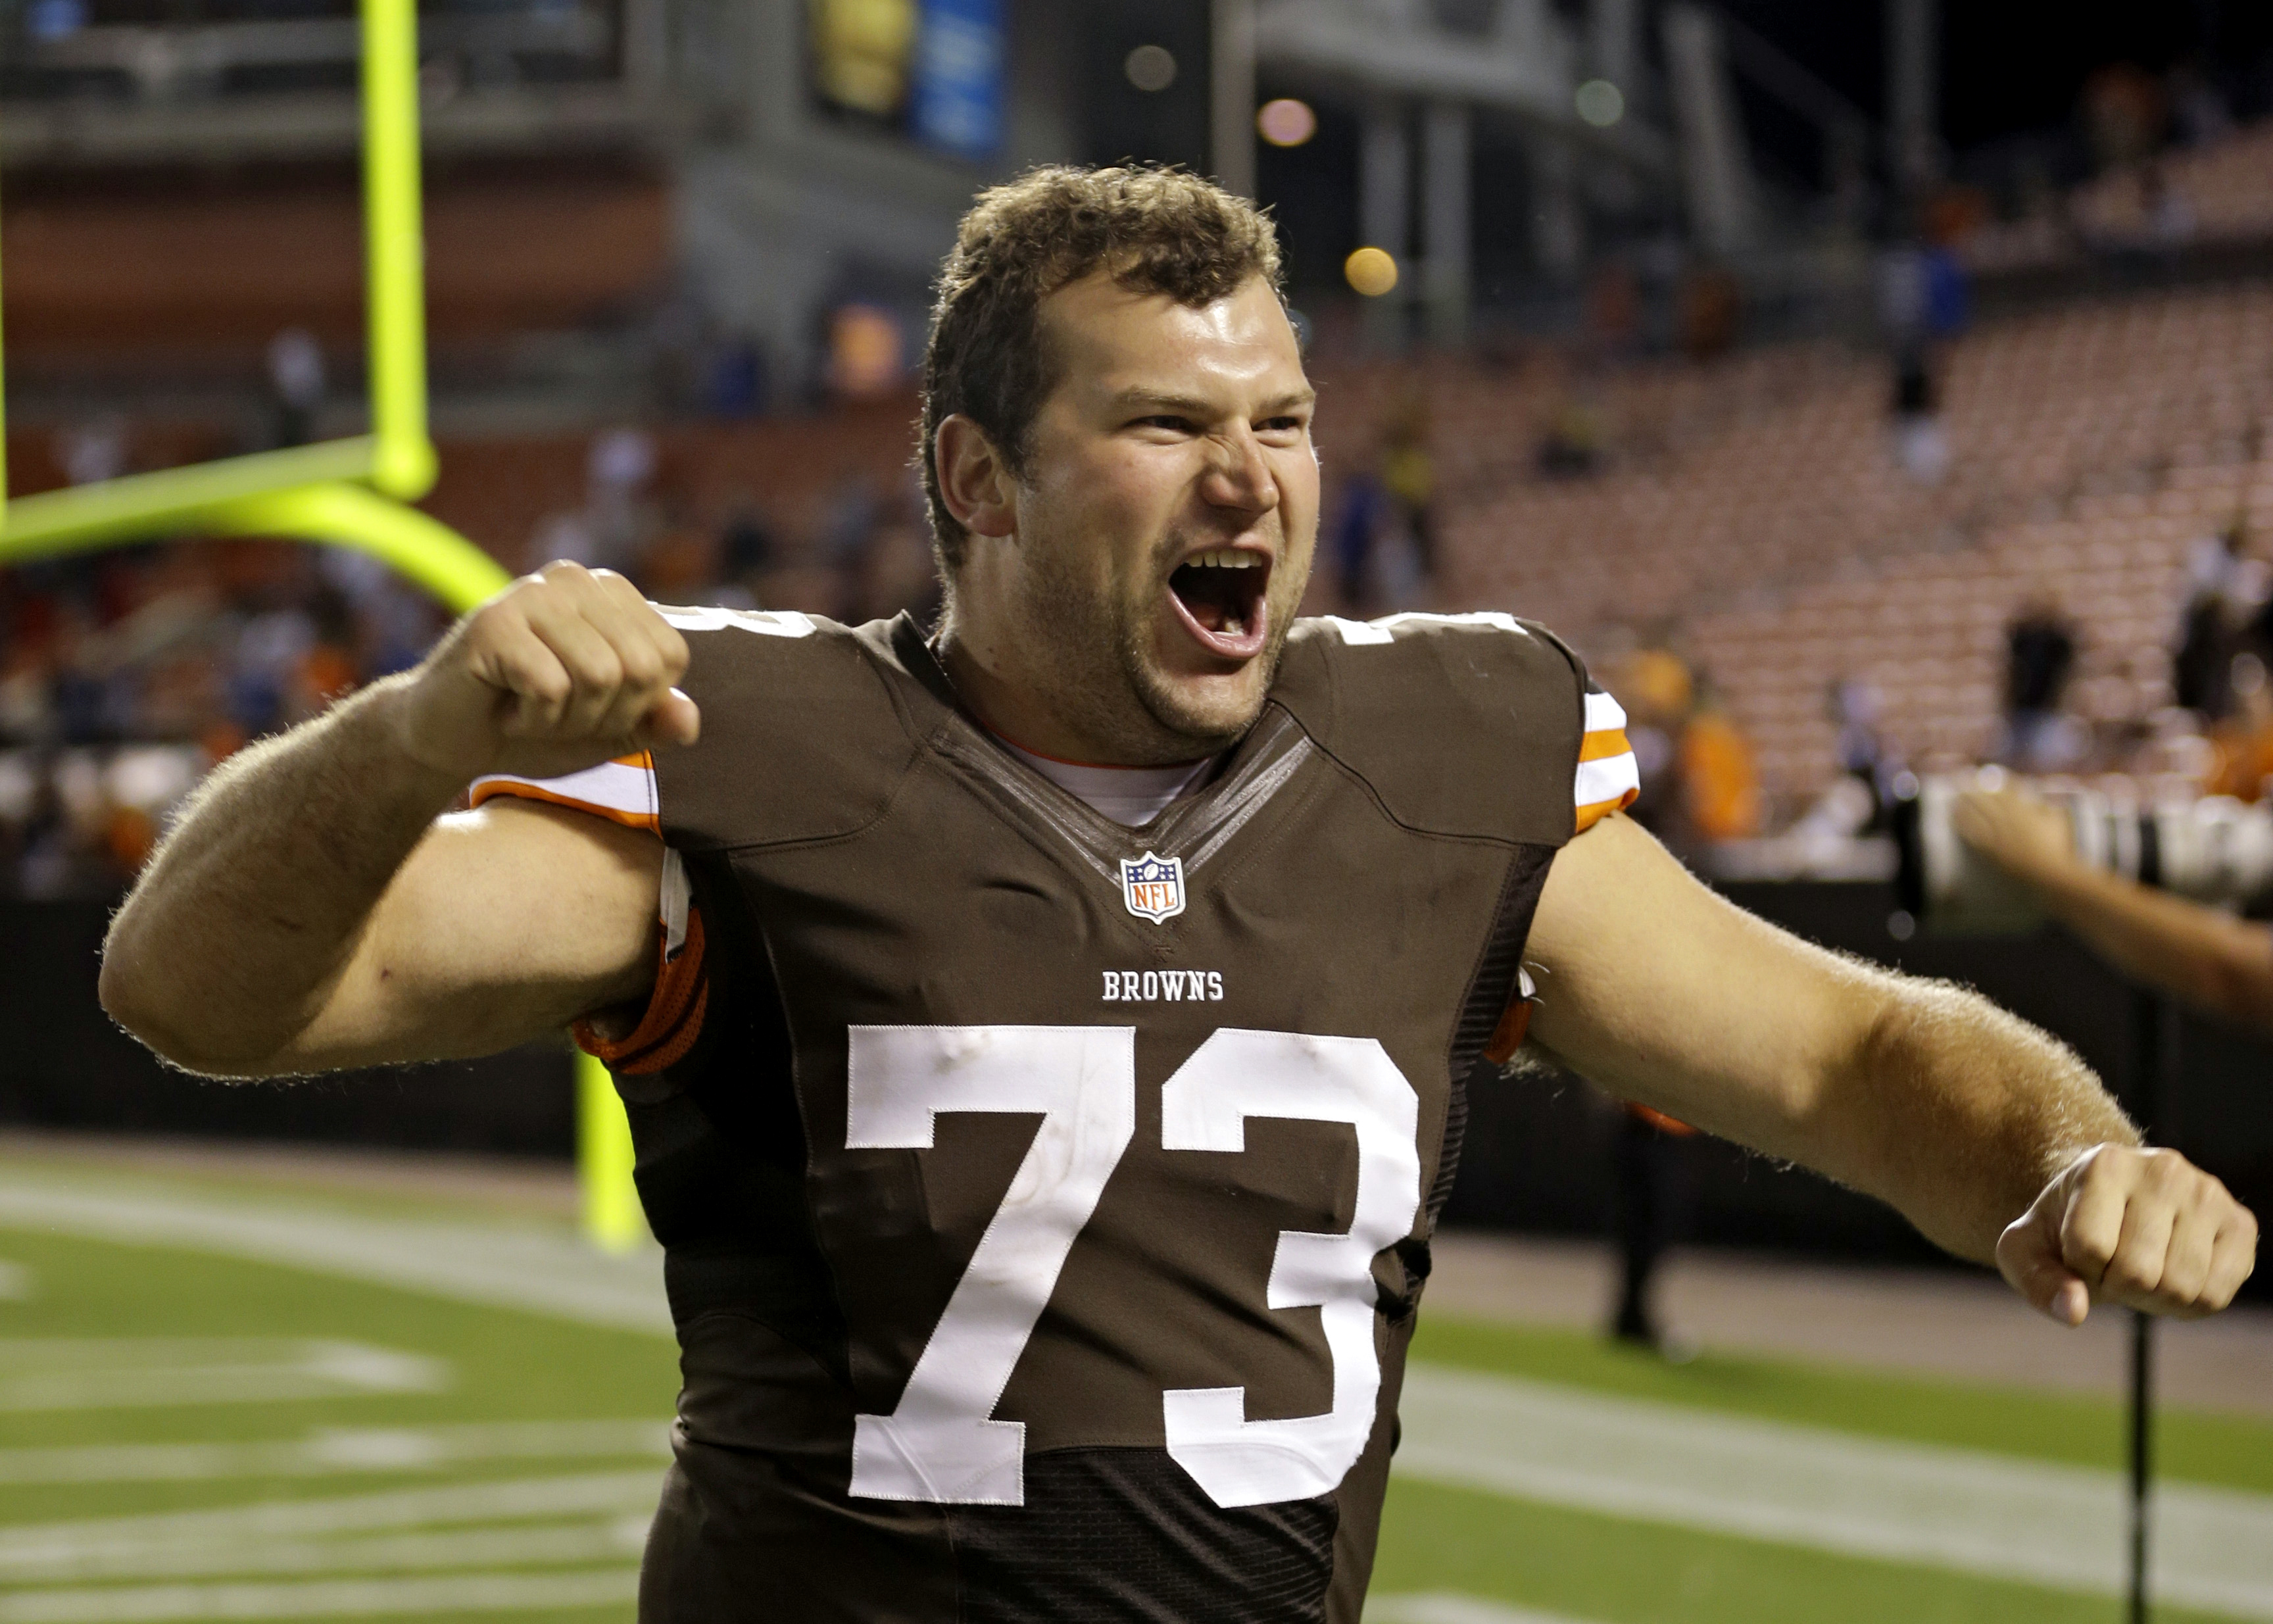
[3,1154,2264,1624]
[1410,1313,2273,1495]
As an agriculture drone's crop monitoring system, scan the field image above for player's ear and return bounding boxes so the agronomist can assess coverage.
[935,414,1019,541]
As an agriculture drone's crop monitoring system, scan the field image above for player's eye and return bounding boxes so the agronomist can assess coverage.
[1133,414,1196,433]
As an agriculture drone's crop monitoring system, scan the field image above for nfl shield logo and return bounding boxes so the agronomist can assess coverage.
[1119,852,1186,923]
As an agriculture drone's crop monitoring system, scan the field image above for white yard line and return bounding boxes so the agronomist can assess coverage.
[0,1569,641,1623]
[1366,1598,1600,1624]
[1,1516,651,1586]
[0,1181,669,1336]
[1396,1362,2273,1620]
[0,1420,670,1485]
[10,1173,2272,1617]
[0,1473,664,1571]
[0,1341,447,1413]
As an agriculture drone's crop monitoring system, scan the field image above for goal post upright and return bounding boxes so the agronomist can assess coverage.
[0,0,644,1254]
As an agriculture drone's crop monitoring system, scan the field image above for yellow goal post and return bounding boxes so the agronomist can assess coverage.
[0,0,642,1253]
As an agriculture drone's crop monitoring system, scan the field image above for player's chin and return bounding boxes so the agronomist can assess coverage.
[1137,652,1271,747]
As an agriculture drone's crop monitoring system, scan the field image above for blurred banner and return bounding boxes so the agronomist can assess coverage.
[809,0,1003,160]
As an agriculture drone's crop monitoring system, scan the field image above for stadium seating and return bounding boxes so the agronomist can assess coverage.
[1402,282,2273,814]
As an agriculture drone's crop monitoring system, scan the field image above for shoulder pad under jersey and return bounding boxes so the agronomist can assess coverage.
[1271,612,1588,847]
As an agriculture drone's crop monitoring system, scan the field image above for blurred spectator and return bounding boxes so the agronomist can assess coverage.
[1380,399,1437,583]
[0,537,426,898]
[2207,652,2273,802]
[265,328,327,449]
[2081,62,2167,173]
[1678,685,1762,843]
[2176,520,2259,720]
[1889,346,1950,485]
[528,428,660,575]
[1330,470,1386,613]
[2003,597,2083,770]
[1536,390,1607,480]
[2166,57,2233,149]
[59,418,129,487]
[1582,258,1642,359]
[1609,1104,1694,1356]
[1830,678,1904,830]
[2138,159,2199,249]
[1613,645,1694,838]
[1676,264,1741,360]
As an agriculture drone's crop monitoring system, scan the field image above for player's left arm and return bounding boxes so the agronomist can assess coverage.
[1523,812,2259,1324]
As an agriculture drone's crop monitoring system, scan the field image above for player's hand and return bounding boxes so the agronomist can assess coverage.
[1997,1143,2258,1325]
[1953,787,2074,887]
[391,561,702,782]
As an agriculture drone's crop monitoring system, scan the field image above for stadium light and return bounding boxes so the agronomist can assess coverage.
[1257,97,1317,147]
[1345,246,1400,297]
[0,0,644,1258]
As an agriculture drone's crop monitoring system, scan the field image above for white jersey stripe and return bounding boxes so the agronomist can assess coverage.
[1574,750,1641,810]
[472,758,657,823]
[1584,691,1627,735]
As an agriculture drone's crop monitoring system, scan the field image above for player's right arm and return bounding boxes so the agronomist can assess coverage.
[99,562,700,1078]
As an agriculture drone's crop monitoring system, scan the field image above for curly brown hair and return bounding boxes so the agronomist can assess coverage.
[919,165,1284,572]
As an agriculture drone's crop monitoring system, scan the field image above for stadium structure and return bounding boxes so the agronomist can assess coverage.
[2,5,2272,1621]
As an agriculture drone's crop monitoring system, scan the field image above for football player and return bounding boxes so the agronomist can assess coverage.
[102,168,2257,1623]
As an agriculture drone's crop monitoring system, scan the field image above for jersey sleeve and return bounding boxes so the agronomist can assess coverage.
[469,751,661,834]
[1574,685,1640,834]
[468,750,707,1074]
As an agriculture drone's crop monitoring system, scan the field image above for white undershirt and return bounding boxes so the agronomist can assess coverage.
[1002,741,1217,827]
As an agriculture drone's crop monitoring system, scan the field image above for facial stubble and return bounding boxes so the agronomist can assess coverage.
[1015,524,1298,765]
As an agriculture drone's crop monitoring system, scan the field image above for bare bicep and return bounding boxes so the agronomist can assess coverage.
[278,797,664,1070]
[1524,813,1879,1153]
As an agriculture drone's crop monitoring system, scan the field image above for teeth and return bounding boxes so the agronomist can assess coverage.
[1190,550,1261,569]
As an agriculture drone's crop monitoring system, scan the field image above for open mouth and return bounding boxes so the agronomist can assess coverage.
[1167,548,1271,657]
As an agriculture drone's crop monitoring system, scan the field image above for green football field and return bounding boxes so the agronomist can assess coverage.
[1,1144,2267,1624]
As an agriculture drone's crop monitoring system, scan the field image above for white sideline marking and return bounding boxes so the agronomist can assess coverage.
[0,1419,671,1485]
[0,1472,664,1571]
[0,1261,31,1300]
[0,1341,447,1413]
[0,1179,671,1335]
[1367,1597,1598,1624]
[1396,1362,2273,1621]
[0,1568,641,1622]
[11,1173,2272,1615]
[1,1515,651,1586]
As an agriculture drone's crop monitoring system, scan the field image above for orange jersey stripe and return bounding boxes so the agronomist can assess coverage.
[1578,727,1633,763]
[575,906,708,1074]
[1575,789,1638,834]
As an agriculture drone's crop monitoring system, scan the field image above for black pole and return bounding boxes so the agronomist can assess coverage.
[2125,986,2180,1624]
[2130,1304,2153,1624]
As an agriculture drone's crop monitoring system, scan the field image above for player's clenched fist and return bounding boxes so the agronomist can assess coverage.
[1997,1143,2257,1325]
[391,561,701,782]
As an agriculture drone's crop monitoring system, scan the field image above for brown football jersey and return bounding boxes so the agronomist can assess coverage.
[474,608,1636,1623]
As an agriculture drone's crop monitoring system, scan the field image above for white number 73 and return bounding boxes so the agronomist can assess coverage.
[844,1025,1421,1511]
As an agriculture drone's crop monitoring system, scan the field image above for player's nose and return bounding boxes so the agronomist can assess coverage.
[1199,425,1279,518]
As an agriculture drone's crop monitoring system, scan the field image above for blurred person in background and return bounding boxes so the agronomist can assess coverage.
[1379,392,1436,583]
[1611,642,1693,839]
[1609,1102,1696,1355]
[2208,652,2273,802]
[1329,463,1386,612]
[1678,681,1762,845]
[1957,787,2273,1042]
[2003,594,2082,770]
[2175,520,2253,720]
